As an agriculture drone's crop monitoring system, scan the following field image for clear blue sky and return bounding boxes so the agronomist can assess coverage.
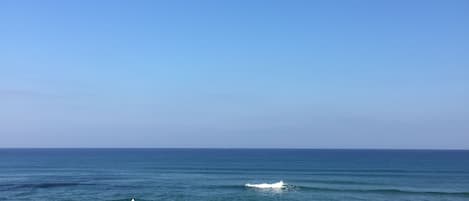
[1,0,468,148]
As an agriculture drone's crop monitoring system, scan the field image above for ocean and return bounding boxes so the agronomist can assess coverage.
[0,149,468,201]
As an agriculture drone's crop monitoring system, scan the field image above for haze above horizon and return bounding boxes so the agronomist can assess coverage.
[1,0,468,149]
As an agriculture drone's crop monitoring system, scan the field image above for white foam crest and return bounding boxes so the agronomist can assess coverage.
[245,181,285,189]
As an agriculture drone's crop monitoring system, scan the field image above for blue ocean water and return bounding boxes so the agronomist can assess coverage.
[0,149,468,201]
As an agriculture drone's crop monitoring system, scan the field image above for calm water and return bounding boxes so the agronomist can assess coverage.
[0,149,468,201]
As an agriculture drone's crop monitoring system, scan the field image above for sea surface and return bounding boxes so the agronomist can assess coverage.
[0,149,468,201]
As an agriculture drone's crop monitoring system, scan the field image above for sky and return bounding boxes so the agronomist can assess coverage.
[0,0,468,149]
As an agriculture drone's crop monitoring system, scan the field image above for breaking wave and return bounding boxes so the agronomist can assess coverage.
[245,181,286,189]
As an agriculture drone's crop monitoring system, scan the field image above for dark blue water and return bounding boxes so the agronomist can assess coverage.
[1,149,468,201]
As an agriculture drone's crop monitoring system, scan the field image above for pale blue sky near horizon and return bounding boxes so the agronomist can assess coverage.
[1,0,468,149]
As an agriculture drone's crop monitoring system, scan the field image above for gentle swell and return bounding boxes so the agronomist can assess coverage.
[296,186,469,197]
[2,182,93,191]
[212,184,469,197]
[289,178,380,185]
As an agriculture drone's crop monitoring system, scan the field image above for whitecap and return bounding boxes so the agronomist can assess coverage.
[245,181,285,189]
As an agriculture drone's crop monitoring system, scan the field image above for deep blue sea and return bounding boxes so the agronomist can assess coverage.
[0,149,468,201]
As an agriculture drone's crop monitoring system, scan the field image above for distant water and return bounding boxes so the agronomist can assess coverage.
[1,149,468,201]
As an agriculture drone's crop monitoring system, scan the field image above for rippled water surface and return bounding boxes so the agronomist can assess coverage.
[1,149,468,201]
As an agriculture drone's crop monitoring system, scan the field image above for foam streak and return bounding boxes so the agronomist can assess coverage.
[245,181,285,189]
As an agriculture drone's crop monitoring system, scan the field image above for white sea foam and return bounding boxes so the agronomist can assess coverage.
[245,181,285,189]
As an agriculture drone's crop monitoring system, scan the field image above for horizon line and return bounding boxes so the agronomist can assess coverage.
[0,147,468,151]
